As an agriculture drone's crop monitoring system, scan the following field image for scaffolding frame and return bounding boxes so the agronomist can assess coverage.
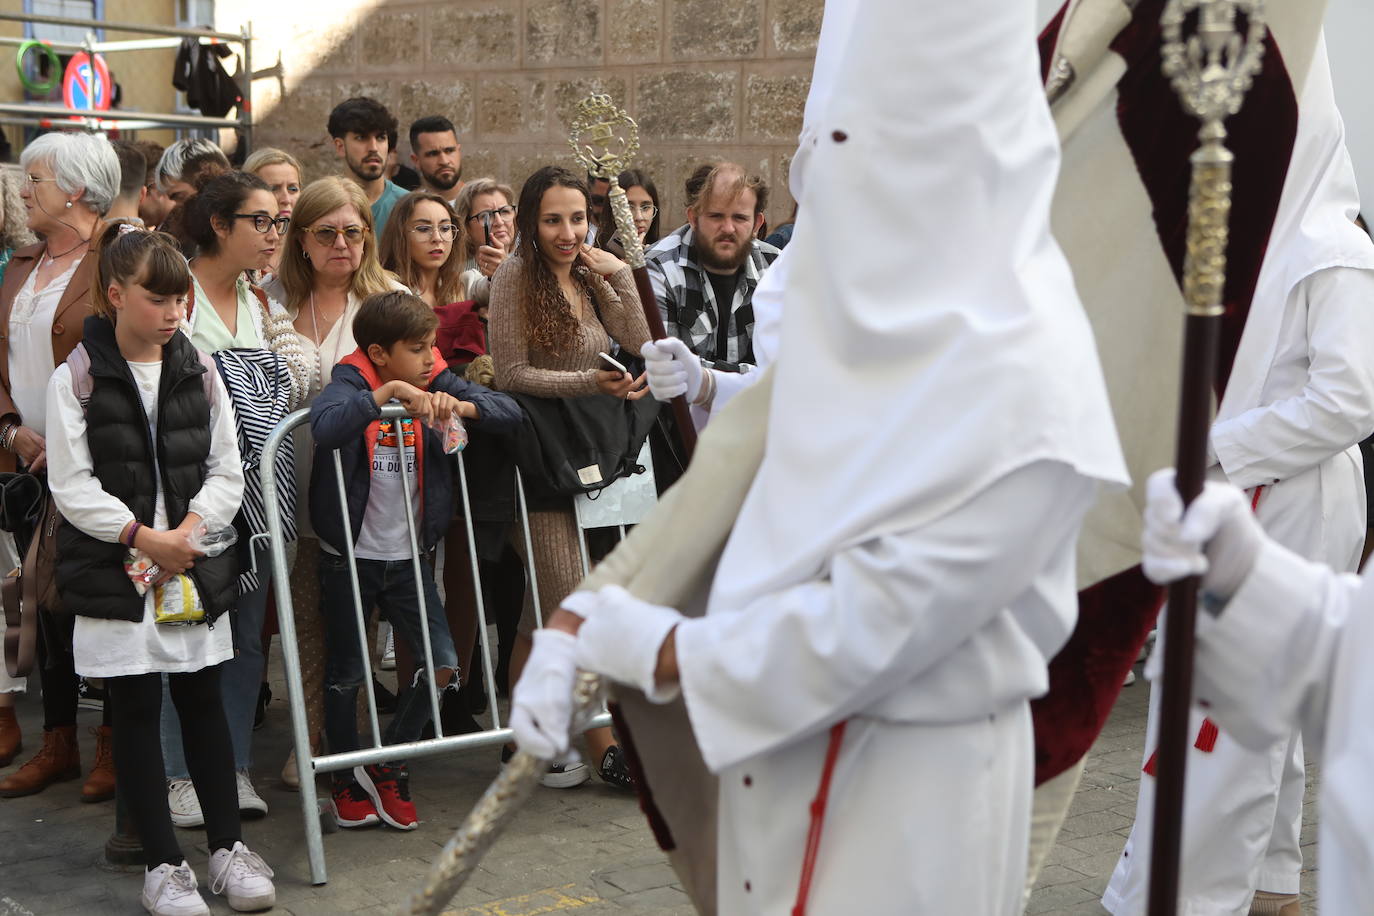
[0,10,278,151]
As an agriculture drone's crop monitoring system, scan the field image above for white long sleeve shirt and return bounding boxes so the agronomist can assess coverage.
[675,460,1097,772]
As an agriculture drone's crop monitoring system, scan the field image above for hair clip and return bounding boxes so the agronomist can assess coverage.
[117,222,140,236]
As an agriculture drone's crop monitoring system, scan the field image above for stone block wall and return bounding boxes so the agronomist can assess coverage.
[253,0,823,230]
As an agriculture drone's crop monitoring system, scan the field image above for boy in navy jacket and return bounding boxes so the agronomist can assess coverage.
[310,290,521,830]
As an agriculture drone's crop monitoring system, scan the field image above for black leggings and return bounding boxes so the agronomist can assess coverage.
[108,666,240,868]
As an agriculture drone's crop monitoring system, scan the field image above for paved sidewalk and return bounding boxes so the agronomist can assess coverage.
[0,657,1318,915]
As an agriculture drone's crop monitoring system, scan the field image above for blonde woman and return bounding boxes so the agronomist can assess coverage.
[260,177,403,785]
[242,148,302,279]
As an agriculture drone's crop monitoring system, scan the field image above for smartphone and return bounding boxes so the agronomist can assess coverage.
[480,211,493,248]
[597,351,628,376]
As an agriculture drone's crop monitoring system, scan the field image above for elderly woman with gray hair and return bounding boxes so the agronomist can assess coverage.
[0,131,121,803]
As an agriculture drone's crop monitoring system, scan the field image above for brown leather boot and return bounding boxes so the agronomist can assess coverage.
[0,706,20,767]
[0,724,80,797]
[80,725,114,803]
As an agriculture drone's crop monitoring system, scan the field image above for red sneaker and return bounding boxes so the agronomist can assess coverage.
[331,780,380,828]
[354,764,417,830]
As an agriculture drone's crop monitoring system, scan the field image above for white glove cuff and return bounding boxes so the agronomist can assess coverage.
[560,591,598,619]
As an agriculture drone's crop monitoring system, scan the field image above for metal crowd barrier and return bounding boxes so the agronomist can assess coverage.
[261,407,651,885]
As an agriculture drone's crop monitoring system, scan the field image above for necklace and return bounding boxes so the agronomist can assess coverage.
[308,291,345,347]
[42,237,88,264]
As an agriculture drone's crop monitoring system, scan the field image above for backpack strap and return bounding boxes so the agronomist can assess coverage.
[66,343,94,410]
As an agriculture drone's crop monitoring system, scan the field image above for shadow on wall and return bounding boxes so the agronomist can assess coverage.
[252,0,823,229]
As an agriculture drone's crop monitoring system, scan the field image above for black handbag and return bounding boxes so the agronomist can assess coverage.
[509,391,660,502]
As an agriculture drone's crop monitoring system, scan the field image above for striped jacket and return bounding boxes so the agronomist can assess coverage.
[645,226,780,371]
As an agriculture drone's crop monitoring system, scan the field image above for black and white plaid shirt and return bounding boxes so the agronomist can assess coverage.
[646,226,780,371]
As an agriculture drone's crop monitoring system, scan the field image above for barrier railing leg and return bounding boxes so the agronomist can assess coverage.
[332,451,383,748]
[394,428,444,735]
[457,453,502,729]
[514,468,544,630]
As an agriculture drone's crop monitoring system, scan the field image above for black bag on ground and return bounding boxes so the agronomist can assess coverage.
[509,392,660,504]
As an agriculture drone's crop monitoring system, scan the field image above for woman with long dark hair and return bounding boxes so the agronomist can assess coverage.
[487,165,651,789]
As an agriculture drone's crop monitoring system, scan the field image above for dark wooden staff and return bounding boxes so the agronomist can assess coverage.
[602,177,698,458]
[1148,2,1265,913]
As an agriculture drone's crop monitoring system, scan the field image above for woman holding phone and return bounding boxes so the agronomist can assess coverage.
[487,165,650,789]
[453,179,516,307]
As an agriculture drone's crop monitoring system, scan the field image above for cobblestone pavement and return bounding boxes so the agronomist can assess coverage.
[0,658,1318,915]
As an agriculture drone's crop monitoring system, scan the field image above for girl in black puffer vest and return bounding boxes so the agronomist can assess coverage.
[45,224,275,916]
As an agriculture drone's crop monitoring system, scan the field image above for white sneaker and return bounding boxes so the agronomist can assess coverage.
[209,841,276,912]
[142,861,209,916]
[236,770,269,818]
[168,779,204,828]
[1123,668,1137,687]
[380,628,396,670]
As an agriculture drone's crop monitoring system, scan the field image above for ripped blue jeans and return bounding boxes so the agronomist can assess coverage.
[319,551,459,760]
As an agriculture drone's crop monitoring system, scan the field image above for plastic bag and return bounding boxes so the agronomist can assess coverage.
[187,517,238,557]
[441,411,468,454]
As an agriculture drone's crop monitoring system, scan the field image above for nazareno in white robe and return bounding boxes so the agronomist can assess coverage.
[1189,537,1374,916]
[1104,37,1374,916]
[596,0,1129,912]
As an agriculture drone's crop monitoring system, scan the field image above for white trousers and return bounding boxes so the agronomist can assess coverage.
[717,702,1033,915]
[1102,684,1304,916]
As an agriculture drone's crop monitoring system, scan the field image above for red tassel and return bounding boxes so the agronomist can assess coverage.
[791,721,848,916]
[1143,750,1157,776]
[1194,717,1219,753]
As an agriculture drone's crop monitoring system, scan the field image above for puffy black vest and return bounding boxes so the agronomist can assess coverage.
[56,315,238,623]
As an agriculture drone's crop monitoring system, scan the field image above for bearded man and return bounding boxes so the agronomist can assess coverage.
[646,164,780,374]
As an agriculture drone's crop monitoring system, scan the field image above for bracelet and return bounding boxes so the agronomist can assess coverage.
[692,366,717,407]
[0,424,13,451]
[125,521,141,548]
[4,425,18,451]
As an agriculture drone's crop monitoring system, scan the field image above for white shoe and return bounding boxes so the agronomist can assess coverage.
[380,628,396,670]
[142,861,210,916]
[236,770,269,818]
[209,841,276,912]
[168,779,204,828]
[1123,668,1137,687]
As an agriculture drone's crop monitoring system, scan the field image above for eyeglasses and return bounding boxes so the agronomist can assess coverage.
[23,174,59,188]
[408,223,458,241]
[302,225,368,246]
[232,214,290,235]
[466,206,515,224]
[630,203,659,219]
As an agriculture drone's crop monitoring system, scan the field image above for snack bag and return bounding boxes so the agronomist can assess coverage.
[152,573,205,625]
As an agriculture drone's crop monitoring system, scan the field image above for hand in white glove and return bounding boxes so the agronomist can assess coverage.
[641,338,704,403]
[1141,468,1265,602]
[509,629,580,760]
[575,585,685,702]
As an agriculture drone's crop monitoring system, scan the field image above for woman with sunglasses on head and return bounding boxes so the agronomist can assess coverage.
[259,177,404,787]
[156,171,312,828]
[453,179,516,307]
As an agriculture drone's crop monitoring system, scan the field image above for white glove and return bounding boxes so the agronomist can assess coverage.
[574,585,684,702]
[641,338,703,403]
[1141,468,1265,602]
[509,628,579,760]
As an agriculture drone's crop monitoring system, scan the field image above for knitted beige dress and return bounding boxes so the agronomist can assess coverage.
[487,261,651,628]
